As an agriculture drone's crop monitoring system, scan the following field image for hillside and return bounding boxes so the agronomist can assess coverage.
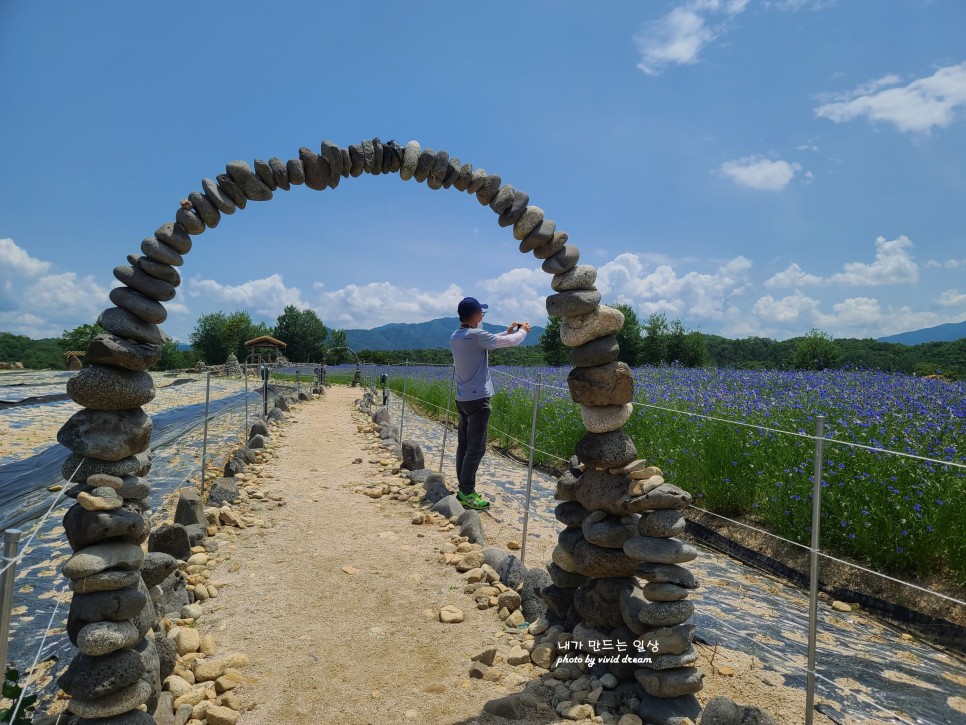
[344,317,544,351]
[878,320,966,345]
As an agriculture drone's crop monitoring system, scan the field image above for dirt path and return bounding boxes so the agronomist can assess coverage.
[200,386,560,725]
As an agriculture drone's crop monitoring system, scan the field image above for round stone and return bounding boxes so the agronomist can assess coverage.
[97,306,165,346]
[175,206,204,234]
[201,178,236,214]
[85,334,160,372]
[413,148,435,183]
[253,158,277,191]
[113,264,175,302]
[286,158,305,185]
[140,237,183,267]
[642,582,691,602]
[467,168,487,193]
[476,174,501,205]
[552,264,597,292]
[268,157,290,190]
[547,562,588,588]
[574,577,635,629]
[400,141,420,180]
[533,231,568,260]
[513,206,544,240]
[576,429,638,469]
[187,190,220,228]
[109,287,166,324]
[629,483,694,512]
[568,361,634,406]
[640,510,686,538]
[322,140,343,185]
[580,403,633,434]
[582,511,640,549]
[63,504,146,550]
[371,138,384,176]
[214,173,248,208]
[488,184,515,215]
[58,647,144,700]
[299,147,327,190]
[635,666,704,698]
[63,542,144,580]
[551,544,579,573]
[546,289,601,317]
[70,586,146,623]
[66,365,155,410]
[570,335,619,368]
[226,160,273,200]
[441,156,461,187]
[498,189,529,227]
[137,256,180,286]
[62,453,142,484]
[141,552,178,588]
[67,677,151,717]
[561,305,624,347]
[520,219,557,253]
[57,407,152,461]
[542,244,581,275]
[554,501,590,527]
[453,162,474,191]
[428,150,449,189]
[623,536,698,565]
[69,569,141,594]
[572,539,637,578]
[360,139,375,171]
[153,222,192,253]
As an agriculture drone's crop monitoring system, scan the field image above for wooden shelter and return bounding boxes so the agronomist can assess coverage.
[65,351,84,371]
[244,335,287,366]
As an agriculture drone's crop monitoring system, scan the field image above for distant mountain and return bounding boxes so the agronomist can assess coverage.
[344,317,544,351]
[878,320,966,345]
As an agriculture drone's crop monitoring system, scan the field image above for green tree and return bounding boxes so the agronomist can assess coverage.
[189,311,264,364]
[273,305,328,362]
[539,316,568,365]
[326,328,351,364]
[155,340,198,370]
[665,319,708,368]
[641,312,670,366]
[793,328,841,371]
[58,323,103,353]
[612,303,645,366]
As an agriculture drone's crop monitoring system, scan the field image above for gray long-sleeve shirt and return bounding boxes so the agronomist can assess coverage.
[450,325,529,401]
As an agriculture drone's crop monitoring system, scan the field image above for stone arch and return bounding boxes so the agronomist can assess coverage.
[55,139,701,723]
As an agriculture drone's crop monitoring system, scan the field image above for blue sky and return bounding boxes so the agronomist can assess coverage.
[1,0,964,343]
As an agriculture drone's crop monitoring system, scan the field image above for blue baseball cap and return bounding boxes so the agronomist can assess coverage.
[457,296,488,320]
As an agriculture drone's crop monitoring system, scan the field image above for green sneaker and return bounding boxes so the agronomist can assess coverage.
[457,491,490,510]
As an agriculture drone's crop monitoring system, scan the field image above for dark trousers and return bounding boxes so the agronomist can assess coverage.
[455,396,491,494]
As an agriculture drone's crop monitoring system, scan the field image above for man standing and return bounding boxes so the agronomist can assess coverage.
[449,297,531,510]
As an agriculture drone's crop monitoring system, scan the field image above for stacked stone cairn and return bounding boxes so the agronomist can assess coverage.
[223,353,241,377]
[53,138,705,724]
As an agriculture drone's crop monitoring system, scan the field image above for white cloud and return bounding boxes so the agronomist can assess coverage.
[314,281,465,328]
[720,156,802,190]
[827,235,918,286]
[478,268,550,323]
[185,274,308,318]
[936,289,966,308]
[635,0,749,76]
[752,291,821,323]
[765,0,834,10]
[764,263,823,288]
[815,62,966,133]
[0,238,51,277]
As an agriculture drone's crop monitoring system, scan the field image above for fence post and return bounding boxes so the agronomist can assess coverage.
[261,365,269,419]
[520,372,543,568]
[439,365,457,473]
[399,360,409,446]
[296,370,300,396]
[244,368,249,441]
[805,414,826,725]
[0,528,23,671]
[200,371,212,492]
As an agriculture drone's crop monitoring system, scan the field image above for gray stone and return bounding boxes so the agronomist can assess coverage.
[254,158,277,191]
[248,434,267,449]
[700,696,779,725]
[467,168,487,193]
[634,692,702,725]
[360,139,375,172]
[113,264,176,302]
[552,265,597,293]
[400,141,420,180]
[348,144,365,176]
[68,677,151,718]
[131,577,156,638]
[286,158,305,185]
[401,440,424,470]
[97,306,166,346]
[148,523,191,561]
[67,364,155,410]
[488,183,516,215]
[582,511,640,549]
[187,190,220,228]
[70,586,146,623]
[137,256,181,287]
[63,503,146,551]
[576,429,638,469]
[636,599,695,629]
[519,218,556,253]
[581,402,633,434]
[118,474,150,500]
[554,501,590,527]
[483,694,526,720]
[642,582,690,602]
[572,539,637,578]
[59,647,144,700]
[75,619,141,658]
[226,160,273,200]
[636,562,698,590]
[85,334,160,372]
[551,544,578,573]
[156,633,177,681]
[174,489,205,526]
[521,565,551,621]
[561,305,625,348]
[141,552,178,588]
[76,709,156,725]
[427,149,449,189]
[430,494,463,519]
[135,635,161,715]
[574,577,635,628]
[547,562,589,588]
[630,483,693,512]
[567,361,634,406]
[482,546,510,572]
[183,523,204,547]
[57,407,152,461]
[275,396,290,411]
[476,174,501,204]
[322,140,343,186]
[207,478,239,506]
[624,536,697,565]
[546,290,601,317]
[214,173,248,208]
[640,510,686,538]
[140,237,184,266]
[269,157,290,190]
[540,583,577,619]
[423,473,450,505]
[533,231,569,260]
[69,569,141,594]
[299,146,327,190]
[341,147,353,176]
[156,570,189,618]
[498,189,530,227]
[441,155,461,188]
[556,470,578,501]
[371,138,384,176]
[109,287,167,325]
[62,453,141,483]
[201,178,237,214]
[175,206,204,234]
[542,244,580,274]
[558,526,583,554]
[413,147,435,182]
[154,222,193,253]
[224,456,244,477]
[513,206,544,240]
[457,509,485,544]
[639,645,698,671]
[636,666,703,698]
[497,554,527,589]
[249,420,269,438]
[453,162,474,191]
[63,542,144,579]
